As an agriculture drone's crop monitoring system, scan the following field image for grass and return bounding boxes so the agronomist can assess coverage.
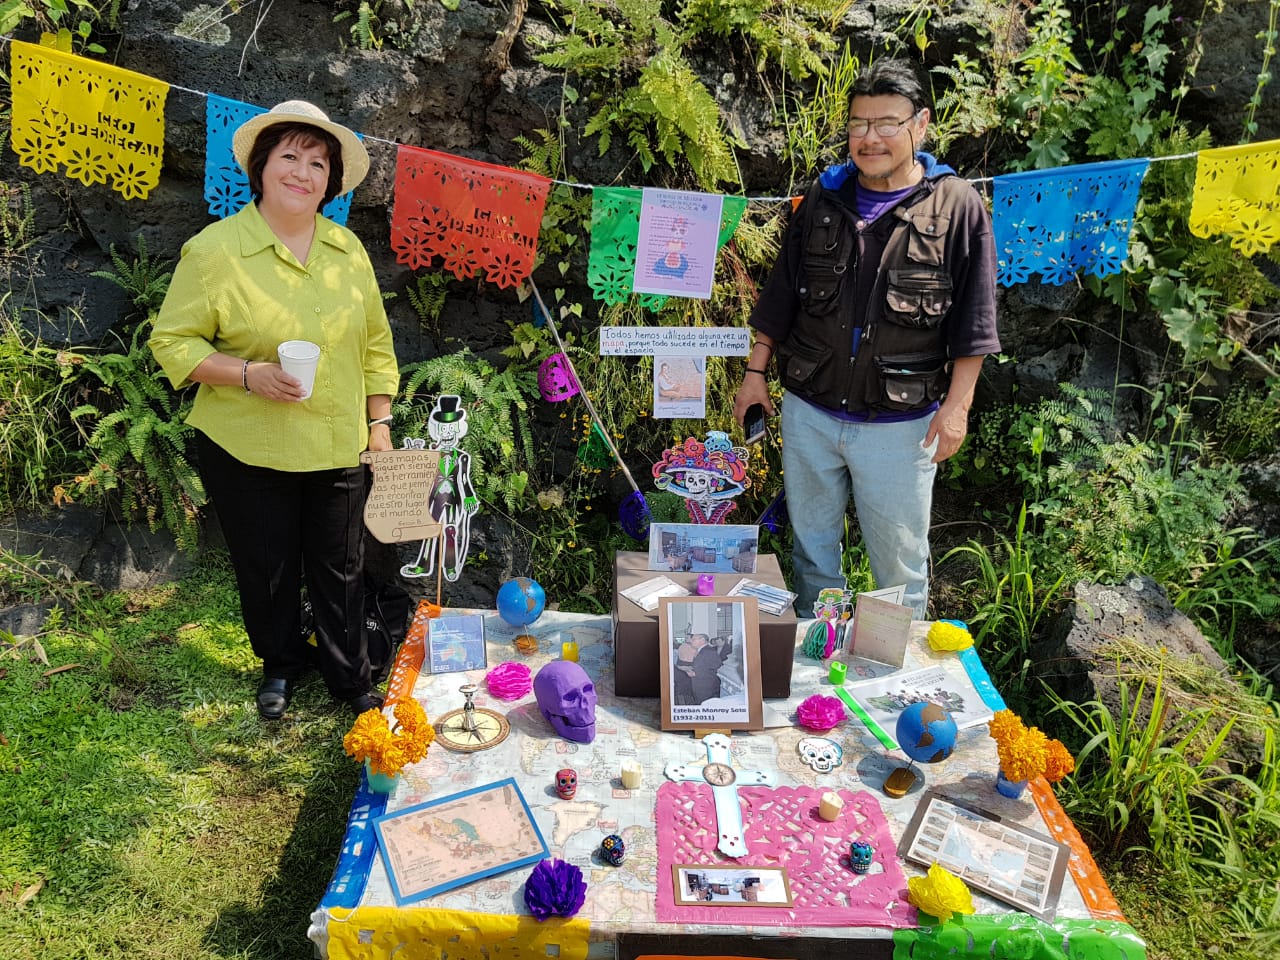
[0,552,356,960]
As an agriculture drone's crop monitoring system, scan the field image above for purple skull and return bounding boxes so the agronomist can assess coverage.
[533,660,597,743]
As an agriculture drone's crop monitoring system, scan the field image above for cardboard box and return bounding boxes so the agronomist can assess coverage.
[612,551,797,699]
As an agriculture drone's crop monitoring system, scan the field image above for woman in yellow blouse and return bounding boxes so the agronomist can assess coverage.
[150,101,398,721]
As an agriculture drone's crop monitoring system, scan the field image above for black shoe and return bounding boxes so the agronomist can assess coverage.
[347,692,385,716]
[256,677,296,721]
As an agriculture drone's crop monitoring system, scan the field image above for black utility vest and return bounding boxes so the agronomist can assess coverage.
[777,175,969,416]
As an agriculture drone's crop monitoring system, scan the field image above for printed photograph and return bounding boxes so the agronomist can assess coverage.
[658,597,763,731]
[672,865,793,906]
[647,522,759,575]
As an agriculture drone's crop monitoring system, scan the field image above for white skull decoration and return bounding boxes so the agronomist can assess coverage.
[533,661,598,743]
[797,736,843,773]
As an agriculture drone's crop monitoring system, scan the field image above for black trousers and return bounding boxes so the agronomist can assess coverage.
[198,432,371,701]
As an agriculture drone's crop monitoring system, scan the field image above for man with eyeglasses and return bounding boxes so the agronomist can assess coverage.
[733,58,999,619]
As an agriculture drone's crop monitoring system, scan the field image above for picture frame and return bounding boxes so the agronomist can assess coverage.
[372,778,548,905]
[647,522,760,574]
[426,613,487,674]
[671,864,793,907]
[898,788,1071,921]
[658,596,763,731]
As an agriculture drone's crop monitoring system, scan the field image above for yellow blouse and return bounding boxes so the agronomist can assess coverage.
[150,203,399,471]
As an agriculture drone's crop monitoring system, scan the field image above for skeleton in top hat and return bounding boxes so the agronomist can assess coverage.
[401,395,479,582]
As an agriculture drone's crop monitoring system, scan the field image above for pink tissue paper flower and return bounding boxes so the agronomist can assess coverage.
[486,661,533,700]
[797,694,847,731]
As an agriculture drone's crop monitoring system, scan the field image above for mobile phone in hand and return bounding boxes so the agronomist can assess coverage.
[744,403,767,445]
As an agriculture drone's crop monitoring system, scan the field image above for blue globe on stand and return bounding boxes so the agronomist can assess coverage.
[497,577,547,659]
[896,701,959,764]
[883,701,959,799]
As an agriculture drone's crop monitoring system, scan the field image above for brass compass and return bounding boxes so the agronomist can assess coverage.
[435,683,510,753]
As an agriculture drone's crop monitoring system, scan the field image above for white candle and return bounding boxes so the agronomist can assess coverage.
[620,760,643,789]
[819,791,844,821]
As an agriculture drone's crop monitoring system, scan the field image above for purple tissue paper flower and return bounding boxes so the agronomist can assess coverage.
[524,857,587,921]
[797,694,847,732]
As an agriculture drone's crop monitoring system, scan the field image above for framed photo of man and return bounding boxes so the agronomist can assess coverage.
[658,596,763,731]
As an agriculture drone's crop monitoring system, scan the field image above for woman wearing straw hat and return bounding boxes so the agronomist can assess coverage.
[150,101,399,721]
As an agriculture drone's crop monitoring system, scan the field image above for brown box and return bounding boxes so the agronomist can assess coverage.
[612,551,797,699]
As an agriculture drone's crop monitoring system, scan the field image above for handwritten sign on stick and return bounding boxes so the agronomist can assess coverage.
[360,449,443,543]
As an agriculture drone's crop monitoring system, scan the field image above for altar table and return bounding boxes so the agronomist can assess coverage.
[308,608,1145,960]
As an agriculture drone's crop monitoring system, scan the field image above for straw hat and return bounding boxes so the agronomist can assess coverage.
[232,100,370,196]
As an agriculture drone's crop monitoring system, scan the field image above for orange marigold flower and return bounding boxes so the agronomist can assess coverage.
[1044,739,1076,783]
[987,709,1025,747]
[998,726,1050,782]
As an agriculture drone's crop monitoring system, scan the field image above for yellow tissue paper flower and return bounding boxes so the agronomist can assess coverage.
[927,621,974,652]
[908,863,976,923]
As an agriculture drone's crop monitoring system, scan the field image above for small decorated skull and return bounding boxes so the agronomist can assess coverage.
[601,833,626,866]
[850,839,875,874]
[555,768,578,800]
[797,736,844,773]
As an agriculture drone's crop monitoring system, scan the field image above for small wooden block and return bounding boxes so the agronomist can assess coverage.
[693,727,732,739]
[882,765,917,799]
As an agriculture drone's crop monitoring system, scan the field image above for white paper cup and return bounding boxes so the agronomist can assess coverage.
[277,340,320,399]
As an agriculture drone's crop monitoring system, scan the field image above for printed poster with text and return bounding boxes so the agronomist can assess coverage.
[633,188,725,299]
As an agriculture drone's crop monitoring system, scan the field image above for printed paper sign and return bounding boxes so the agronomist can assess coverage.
[599,326,751,356]
[633,188,725,299]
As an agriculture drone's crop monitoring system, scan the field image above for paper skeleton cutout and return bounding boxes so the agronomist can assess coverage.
[652,432,751,524]
[797,736,844,773]
[400,395,480,583]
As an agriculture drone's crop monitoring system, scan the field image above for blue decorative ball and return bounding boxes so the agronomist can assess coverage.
[895,701,958,765]
[497,577,546,628]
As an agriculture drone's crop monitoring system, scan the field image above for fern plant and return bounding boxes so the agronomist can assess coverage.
[91,235,172,319]
[69,322,205,550]
[394,349,540,512]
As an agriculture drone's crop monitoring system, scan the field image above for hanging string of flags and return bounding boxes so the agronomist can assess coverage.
[8,36,1280,536]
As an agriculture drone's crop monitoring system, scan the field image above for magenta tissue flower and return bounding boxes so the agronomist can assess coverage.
[797,694,847,731]
[524,857,587,920]
[486,661,533,700]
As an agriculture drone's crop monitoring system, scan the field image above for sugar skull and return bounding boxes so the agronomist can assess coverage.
[850,839,875,874]
[601,833,625,866]
[533,660,598,743]
[555,768,578,800]
[797,736,844,773]
[538,353,580,402]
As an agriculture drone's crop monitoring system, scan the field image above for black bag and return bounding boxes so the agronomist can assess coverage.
[300,576,412,684]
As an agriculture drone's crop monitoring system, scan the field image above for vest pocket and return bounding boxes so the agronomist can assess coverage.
[874,353,947,411]
[907,214,950,266]
[778,336,827,392]
[884,269,952,329]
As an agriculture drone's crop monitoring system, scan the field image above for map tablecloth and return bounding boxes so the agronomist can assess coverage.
[309,608,1143,960]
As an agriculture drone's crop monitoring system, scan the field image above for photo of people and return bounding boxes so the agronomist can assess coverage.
[673,865,792,907]
[652,356,706,419]
[659,597,764,731]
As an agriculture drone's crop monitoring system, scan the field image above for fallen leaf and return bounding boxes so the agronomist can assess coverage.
[29,638,49,665]
[42,664,82,677]
[0,732,8,746]
[15,879,43,906]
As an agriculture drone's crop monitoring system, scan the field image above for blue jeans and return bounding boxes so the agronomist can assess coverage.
[781,395,937,618]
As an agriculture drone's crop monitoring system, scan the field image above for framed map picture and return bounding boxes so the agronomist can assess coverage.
[427,613,487,674]
[373,779,548,905]
[898,789,1071,921]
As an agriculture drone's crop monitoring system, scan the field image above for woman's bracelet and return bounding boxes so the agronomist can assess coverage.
[242,359,252,394]
[745,367,769,376]
[368,415,394,427]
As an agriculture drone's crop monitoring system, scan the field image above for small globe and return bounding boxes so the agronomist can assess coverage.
[895,701,958,765]
[496,577,546,628]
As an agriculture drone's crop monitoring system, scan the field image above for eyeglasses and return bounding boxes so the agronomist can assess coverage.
[846,112,920,138]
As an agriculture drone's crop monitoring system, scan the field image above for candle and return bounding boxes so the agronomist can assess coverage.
[818,791,844,821]
[828,661,848,685]
[561,640,579,662]
[620,760,643,789]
